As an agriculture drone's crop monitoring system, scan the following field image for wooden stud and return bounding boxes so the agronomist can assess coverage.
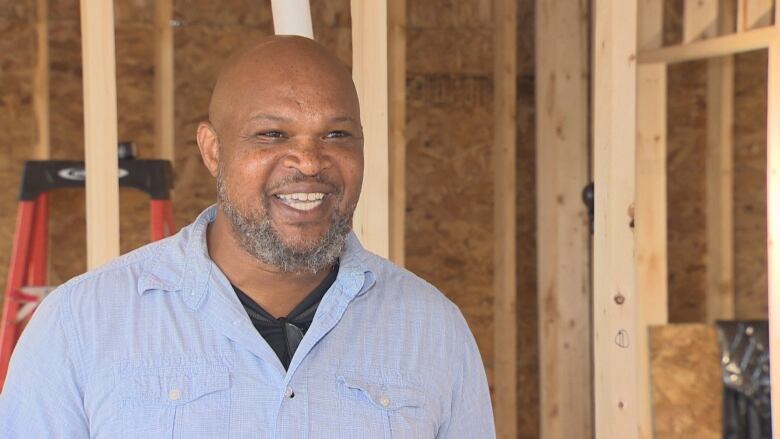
[639,26,777,64]
[635,63,667,439]
[705,0,737,322]
[535,0,591,438]
[79,0,120,269]
[154,0,175,161]
[593,0,639,438]
[636,3,666,439]
[493,0,517,437]
[351,0,390,258]
[738,0,773,31]
[767,38,780,439]
[683,0,718,43]
[388,0,405,266]
[32,0,49,160]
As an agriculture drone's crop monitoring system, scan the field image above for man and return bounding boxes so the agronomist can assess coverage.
[0,36,495,438]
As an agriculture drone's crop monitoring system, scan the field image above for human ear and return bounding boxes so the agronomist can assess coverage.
[196,121,220,178]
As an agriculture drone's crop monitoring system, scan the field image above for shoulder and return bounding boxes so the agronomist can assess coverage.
[361,252,472,335]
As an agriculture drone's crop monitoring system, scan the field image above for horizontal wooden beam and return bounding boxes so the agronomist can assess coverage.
[639,25,777,64]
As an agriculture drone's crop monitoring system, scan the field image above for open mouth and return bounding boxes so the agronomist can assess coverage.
[275,192,327,211]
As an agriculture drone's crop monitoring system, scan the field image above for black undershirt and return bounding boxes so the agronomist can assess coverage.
[232,263,339,370]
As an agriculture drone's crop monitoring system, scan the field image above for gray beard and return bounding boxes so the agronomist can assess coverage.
[216,168,351,274]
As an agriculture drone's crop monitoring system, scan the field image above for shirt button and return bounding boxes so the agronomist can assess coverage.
[232,319,241,326]
[284,387,295,399]
[379,396,390,408]
[168,388,181,401]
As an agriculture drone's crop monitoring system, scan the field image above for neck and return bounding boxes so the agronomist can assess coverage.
[207,210,333,318]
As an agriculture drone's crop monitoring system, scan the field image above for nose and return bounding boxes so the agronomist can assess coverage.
[281,136,332,176]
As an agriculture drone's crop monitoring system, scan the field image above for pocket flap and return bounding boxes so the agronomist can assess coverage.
[337,375,424,411]
[121,368,230,406]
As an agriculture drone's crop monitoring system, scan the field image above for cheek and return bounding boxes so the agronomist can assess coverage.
[336,150,364,196]
[222,152,278,200]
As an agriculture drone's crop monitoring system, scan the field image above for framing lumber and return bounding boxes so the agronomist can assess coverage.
[154,0,174,161]
[79,0,120,269]
[32,0,49,160]
[636,3,666,439]
[493,0,517,436]
[270,0,314,38]
[593,0,639,438]
[388,0,405,266]
[683,0,718,43]
[535,0,591,437]
[638,25,777,64]
[738,0,774,31]
[350,0,390,258]
[705,0,737,322]
[768,38,780,439]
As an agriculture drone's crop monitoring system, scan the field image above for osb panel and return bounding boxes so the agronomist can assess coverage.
[667,60,707,322]
[0,2,36,291]
[650,324,722,439]
[733,50,768,319]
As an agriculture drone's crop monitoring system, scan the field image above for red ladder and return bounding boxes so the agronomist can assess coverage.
[0,159,176,388]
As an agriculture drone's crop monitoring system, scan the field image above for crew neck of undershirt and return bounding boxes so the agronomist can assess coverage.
[232,262,339,369]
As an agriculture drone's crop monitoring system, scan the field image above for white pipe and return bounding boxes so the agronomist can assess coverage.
[270,0,314,39]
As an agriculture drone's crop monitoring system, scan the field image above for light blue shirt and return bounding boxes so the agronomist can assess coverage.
[0,206,495,438]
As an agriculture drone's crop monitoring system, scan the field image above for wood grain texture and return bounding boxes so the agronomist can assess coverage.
[79,0,120,269]
[154,0,174,161]
[350,0,390,258]
[493,0,517,436]
[389,0,406,266]
[766,39,780,436]
[593,0,639,437]
[637,3,667,438]
[649,324,722,439]
[536,0,591,437]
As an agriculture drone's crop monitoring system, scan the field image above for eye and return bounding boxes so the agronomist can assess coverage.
[257,130,285,139]
[325,130,350,139]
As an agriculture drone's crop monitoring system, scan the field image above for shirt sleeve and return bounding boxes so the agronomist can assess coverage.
[436,311,496,439]
[0,286,89,438]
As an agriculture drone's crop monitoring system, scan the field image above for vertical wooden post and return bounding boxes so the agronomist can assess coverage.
[636,2,666,438]
[766,35,780,439]
[79,0,120,268]
[683,0,718,43]
[593,0,639,437]
[351,0,390,258]
[388,0,406,266]
[536,0,591,437]
[705,0,736,322]
[737,0,773,31]
[493,0,517,437]
[154,0,175,161]
[33,0,49,160]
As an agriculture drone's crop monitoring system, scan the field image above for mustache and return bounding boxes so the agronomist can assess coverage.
[265,172,342,196]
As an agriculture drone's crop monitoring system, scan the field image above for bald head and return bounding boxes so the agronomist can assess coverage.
[208,36,360,133]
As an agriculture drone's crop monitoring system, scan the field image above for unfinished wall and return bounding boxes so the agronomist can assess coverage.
[0,0,36,286]
[664,0,769,322]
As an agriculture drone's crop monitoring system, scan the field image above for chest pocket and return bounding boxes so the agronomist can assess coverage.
[336,373,432,438]
[118,367,231,439]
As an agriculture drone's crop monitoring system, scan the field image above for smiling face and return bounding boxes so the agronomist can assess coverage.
[197,37,364,273]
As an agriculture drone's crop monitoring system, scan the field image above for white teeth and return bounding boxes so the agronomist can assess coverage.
[276,192,326,211]
[277,192,325,201]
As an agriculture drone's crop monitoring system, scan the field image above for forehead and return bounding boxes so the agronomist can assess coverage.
[228,68,359,121]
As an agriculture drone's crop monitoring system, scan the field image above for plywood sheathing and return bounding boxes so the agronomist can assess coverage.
[649,323,722,439]
[0,0,36,287]
[405,1,538,436]
[733,50,768,319]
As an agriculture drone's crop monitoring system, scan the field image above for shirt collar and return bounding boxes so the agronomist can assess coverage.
[137,205,377,308]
